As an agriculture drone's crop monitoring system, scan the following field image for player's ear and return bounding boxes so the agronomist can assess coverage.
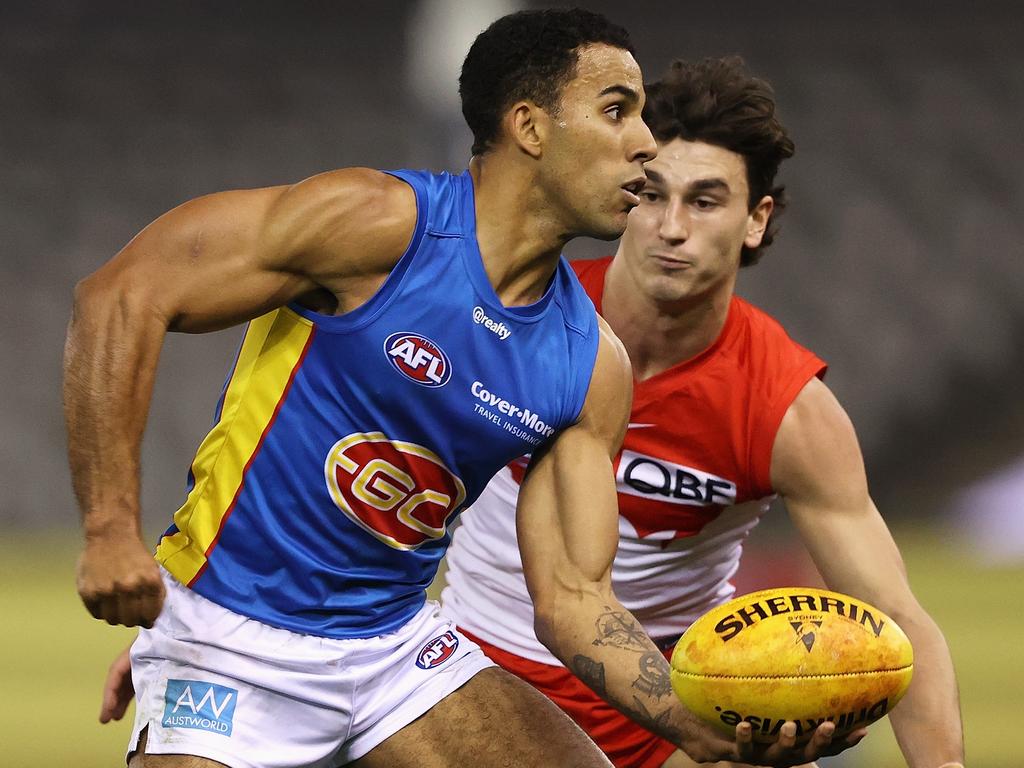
[507,101,546,159]
[744,195,774,249]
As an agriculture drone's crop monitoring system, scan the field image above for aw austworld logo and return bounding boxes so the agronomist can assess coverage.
[162,679,238,736]
[472,306,511,340]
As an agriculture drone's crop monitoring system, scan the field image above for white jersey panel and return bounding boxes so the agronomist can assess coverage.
[441,466,769,666]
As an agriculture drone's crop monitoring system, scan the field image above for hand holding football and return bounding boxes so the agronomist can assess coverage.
[670,587,913,744]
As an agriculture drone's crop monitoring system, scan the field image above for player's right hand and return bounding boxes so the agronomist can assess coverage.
[733,719,868,766]
[77,535,165,628]
[100,644,135,723]
[680,716,866,767]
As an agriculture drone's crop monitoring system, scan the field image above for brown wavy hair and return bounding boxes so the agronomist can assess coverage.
[643,57,795,266]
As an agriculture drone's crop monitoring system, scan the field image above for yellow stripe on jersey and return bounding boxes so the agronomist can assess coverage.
[156,308,315,586]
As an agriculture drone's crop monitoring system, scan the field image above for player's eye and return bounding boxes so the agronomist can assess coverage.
[694,198,719,210]
[640,190,661,202]
[604,105,623,121]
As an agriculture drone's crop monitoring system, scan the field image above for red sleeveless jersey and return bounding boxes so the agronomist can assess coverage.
[510,256,827,542]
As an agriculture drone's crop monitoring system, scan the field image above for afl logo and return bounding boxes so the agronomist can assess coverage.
[416,631,460,670]
[384,332,452,387]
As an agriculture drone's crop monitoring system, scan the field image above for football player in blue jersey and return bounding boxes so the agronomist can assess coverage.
[68,9,859,768]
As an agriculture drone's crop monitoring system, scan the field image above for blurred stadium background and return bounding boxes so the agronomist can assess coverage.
[3,1,1021,765]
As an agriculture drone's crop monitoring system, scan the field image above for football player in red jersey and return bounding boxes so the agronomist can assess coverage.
[440,57,965,768]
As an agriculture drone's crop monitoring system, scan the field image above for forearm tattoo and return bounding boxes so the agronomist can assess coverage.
[621,695,685,743]
[592,607,649,651]
[571,654,607,697]
[634,651,673,698]
[571,653,684,743]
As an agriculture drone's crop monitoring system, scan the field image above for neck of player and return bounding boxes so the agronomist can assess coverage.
[470,155,572,308]
[601,254,735,382]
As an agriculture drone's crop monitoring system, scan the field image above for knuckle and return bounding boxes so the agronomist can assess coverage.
[79,583,106,600]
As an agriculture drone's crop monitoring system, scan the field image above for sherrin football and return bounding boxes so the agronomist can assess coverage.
[670,587,913,744]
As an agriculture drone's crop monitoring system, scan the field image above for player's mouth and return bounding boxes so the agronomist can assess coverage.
[649,251,692,269]
[621,177,646,207]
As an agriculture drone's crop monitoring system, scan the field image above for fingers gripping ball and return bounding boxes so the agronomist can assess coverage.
[670,587,913,744]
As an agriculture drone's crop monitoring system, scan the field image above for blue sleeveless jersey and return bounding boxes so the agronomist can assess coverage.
[155,169,601,638]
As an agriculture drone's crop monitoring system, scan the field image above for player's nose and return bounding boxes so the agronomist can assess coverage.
[627,118,657,164]
[660,199,689,242]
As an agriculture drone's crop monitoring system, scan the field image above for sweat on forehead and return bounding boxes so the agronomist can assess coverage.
[566,45,644,102]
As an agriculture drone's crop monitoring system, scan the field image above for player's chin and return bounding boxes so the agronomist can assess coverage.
[585,208,631,241]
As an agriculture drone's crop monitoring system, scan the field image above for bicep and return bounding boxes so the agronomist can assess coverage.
[772,378,909,605]
[517,427,622,596]
[80,168,416,333]
[84,186,305,333]
[517,323,632,603]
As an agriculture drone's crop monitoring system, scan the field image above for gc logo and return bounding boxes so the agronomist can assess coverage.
[324,432,466,550]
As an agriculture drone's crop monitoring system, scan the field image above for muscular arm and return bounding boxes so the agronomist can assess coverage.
[773,377,965,768]
[516,323,712,752]
[516,322,842,766]
[64,168,417,627]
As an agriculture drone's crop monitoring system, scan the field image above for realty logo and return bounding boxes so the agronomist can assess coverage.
[162,679,238,736]
[472,306,511,340]
[790,620,823,652]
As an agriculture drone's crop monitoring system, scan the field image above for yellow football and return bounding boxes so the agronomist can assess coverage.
[670,587,913,743]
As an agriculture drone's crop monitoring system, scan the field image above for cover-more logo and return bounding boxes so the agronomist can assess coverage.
[472,306,511,340]
[162,679,238,736]
[384,332,452,387]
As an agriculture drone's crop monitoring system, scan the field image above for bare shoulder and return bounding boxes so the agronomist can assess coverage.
[269,167,418,279]
[74,167,420,334]
[278,167,414,221]
[771,376,865,499]
[596,313,631,371]
[775,377,858,453]
[576,315,633,449]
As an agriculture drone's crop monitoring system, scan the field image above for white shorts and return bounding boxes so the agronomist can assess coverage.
[129,571,494,767]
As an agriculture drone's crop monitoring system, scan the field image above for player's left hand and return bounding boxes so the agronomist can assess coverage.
[734,719,868,766]
[76,532,165,627]
[99,644,135,723]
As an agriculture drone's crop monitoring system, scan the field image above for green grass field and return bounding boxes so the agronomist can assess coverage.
[2,529,1015,766]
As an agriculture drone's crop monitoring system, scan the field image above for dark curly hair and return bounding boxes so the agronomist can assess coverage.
[643,57,795,266]
[460,8,634,156]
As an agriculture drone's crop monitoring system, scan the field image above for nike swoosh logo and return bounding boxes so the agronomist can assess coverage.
[627,423,655,430]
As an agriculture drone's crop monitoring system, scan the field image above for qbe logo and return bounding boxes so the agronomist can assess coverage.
[384,332,452,387]
[162,679,237,736]
[616,450,736,506]
[416,631,460,669]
